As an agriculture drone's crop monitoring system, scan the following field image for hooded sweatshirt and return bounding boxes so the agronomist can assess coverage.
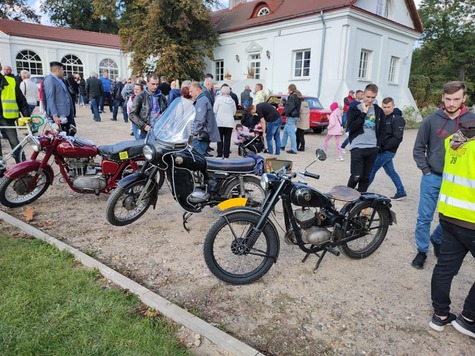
[380,108,405,153]
[413,107,475,175]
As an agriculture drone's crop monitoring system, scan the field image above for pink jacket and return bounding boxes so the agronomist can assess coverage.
[327,107,343,136]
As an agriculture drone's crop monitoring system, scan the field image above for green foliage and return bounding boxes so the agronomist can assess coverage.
[0,0,39,22]
[41,0,119,33]
[401,104,439,129]
[410,0,475,106]
[0,234,189,355]
[94,0,220,79]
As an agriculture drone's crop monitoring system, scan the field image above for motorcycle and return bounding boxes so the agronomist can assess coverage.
[0,123,149,208]
[203,148,397,285]
[106,98,266,228]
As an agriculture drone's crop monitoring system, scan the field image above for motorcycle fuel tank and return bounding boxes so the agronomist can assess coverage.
[290,182,332,209]
[57,137,98,158]
[172,150,206,171]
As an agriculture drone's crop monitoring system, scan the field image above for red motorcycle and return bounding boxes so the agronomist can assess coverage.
[0,125,149,208]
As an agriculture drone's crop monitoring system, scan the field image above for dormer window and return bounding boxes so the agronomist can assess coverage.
[257,7,270,16]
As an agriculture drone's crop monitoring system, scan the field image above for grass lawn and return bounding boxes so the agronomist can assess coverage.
[0,233,190,355]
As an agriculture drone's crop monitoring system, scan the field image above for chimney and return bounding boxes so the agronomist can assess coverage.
[229,0,246,10]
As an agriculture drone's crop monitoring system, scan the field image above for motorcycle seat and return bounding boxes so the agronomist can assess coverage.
[98,139,145,161]
[326,185,361,202]
[206,157,257,174]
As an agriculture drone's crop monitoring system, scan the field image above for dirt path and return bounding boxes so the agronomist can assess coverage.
[1,106,474,355]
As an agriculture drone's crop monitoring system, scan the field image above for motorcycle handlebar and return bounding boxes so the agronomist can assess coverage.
[303,171,320,180]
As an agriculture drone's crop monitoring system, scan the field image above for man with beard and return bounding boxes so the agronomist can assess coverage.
[412,81,475,269]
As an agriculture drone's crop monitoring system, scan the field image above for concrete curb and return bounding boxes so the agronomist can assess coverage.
[0,211,263,356]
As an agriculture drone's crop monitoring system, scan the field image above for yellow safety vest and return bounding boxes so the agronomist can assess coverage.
[1,75,20,119]
[438,136,475,224]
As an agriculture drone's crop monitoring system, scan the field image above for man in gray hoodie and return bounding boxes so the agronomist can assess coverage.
[412,81,475,269]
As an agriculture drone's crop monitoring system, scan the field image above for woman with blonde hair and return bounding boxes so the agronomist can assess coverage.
[167,79,181,105]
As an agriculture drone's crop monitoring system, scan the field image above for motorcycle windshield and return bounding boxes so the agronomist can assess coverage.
[149,98,195,147]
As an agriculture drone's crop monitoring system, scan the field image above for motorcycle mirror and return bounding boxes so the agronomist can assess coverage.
[315,148,327,161]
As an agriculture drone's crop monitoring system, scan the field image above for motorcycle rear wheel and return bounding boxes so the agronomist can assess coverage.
[338,201,389,259]
[223,176,265,208]
[0,171,50,208]
[106,180,155,226]
[203,211,279,285]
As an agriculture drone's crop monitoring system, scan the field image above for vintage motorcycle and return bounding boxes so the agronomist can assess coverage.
[0,123,150,208]
[106,98,265,227]
[203,149,397,285]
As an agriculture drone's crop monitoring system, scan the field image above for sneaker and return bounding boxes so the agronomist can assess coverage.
[336,156,344,161]
[429,313,456,332]
[286,150,297,154]
[280,147,285,150]
[411,252,427,269]
[431,239,441,258]
[452,315,475,338]
[341,149,346,154]
[391,192,407,200]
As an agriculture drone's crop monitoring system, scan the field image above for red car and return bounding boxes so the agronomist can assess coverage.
[267,95,330,133]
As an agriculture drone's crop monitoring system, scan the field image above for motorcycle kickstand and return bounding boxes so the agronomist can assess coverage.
[312,250,328,272]
[183,212,193,233]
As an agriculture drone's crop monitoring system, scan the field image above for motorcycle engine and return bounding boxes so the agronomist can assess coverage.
[295,208,331,245]
[64,157,106,192]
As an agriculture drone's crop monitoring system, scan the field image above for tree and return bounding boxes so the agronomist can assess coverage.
[40,0,118,33]
[411,0,475,105]
[94,0,220,80]
[0,0,39,22]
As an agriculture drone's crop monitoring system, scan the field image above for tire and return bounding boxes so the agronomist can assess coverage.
[106,180,155,226]
[203,211,279,285]
[338,201,389,259]
[0,171,50,208]
[222,176,265,208]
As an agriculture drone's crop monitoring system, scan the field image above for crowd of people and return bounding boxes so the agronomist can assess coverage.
[0,61,474,340]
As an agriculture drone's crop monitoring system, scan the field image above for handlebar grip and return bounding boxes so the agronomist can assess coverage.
[284,162,292,170]
[304,172,320,180]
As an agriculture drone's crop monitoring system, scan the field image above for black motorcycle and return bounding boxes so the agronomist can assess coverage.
[106,99,265,227]
[203,149,396,285]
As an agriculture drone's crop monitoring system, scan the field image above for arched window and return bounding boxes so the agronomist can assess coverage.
[16,50,43,75]
[257,7,270,16]
[99,58,119,80]
[61,54,84,77]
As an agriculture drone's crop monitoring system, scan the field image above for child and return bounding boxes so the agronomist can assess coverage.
[232,123,251,145]
[324,102,344,161]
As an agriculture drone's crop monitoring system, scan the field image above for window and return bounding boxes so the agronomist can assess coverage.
[99,58,119,80]
[61,54,84,77]
[257,7,270,16]
[358,50,371,79]
[249,54,261,79]
[215,60,224,81]
[293,50,311,77]
[376,0,391,17]
[16,50,43,75]
[388,56,399,83]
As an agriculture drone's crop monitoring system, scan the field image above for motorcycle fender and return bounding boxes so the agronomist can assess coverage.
[341,193,395,225]
[218,206,281,261]
[218,197,248,211]
[117,172,159,208]
[5,160,54,183]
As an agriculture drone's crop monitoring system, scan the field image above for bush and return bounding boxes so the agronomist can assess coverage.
[401,105,438,129]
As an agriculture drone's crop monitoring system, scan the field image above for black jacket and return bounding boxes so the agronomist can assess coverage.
[282,92,301,117]
[347,103,384,146]
[380,108,405,153]
[85,77,103,99]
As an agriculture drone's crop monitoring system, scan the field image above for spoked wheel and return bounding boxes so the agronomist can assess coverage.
[223,176,265,208]
[338,201,389,259]
[106,180,155,226]
[0,171,50,208]
[203,211,279,285]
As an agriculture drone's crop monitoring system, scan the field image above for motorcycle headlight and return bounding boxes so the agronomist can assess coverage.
[143,144,155,161]
[260,173,271,191]
[29,136,41,152]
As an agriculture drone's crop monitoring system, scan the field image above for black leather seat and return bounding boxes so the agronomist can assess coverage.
[98,139,145,161]
[206,157,257,173]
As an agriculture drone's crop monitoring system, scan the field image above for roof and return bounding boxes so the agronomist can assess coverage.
[0,19,121,49]
[211,0,423,34]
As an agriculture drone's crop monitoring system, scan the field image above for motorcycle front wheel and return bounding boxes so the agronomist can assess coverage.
[223,176,265,208]
[338,200,389,259]
[121,162,166,191]
[106,180,155,226]
[203,211,279,285]
[0,171,50,208]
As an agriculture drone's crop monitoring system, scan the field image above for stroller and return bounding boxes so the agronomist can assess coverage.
[238,125,265,157]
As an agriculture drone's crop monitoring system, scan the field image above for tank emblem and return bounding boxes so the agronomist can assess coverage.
[304,193,312,201]
[175,156,184,164]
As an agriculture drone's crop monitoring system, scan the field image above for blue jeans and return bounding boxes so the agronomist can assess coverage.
[28,104,36,116]
[431,220,475,320]
[415,173,443,253]
[192,138,209,155]
[265,117,282,155]
[89,97,101,120]
[132,123,144,140]
[113,100,128,122]
[280,117,297,152]
[369,151,406,195]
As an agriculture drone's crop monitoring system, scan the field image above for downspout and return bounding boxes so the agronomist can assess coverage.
[317,10,326,98]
